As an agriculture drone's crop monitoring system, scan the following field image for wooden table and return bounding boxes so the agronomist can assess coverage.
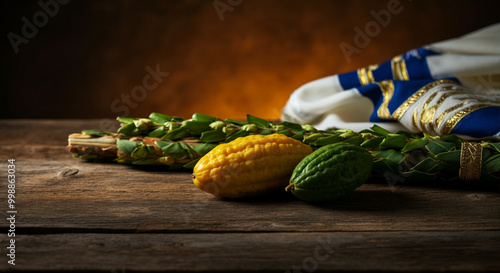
[1,119,499,272]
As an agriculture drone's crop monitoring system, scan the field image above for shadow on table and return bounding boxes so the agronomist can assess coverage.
[216,186,417,212]
[215,189,298,203]
[368,175,500,193]
[308,187,417,212]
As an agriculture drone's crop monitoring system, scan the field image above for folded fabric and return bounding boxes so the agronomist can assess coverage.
[281,23,500,139]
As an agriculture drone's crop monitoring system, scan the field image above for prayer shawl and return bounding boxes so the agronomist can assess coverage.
[281,23,500,139]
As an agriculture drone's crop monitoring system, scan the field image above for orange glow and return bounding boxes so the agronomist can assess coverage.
[4,1,498,120]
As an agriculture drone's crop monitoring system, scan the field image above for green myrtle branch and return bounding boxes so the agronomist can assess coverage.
[67,112,500,182]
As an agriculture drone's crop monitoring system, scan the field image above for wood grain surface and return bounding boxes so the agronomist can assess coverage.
[0,120,499,272]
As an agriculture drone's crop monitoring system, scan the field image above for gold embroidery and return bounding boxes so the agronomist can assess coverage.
[424,89,500,130]
[367,67,375,83]
[439,85,457,91]
[358,67,369,86]
[433,90,468,109]
[429,90,500,132]
[399,57,409,81]
[422,90,467,131]
[391,55,401,80]
[391,55,410,81]
[421,91,438,111]
[358,64,379,86]
[459,142,483,181]
[412,109,418,129]
[392,79,458,120]
[442,104,496,135]
[455,96,500,104]
[377,80,395,119]
[418,91,439,132]
[435,102,467,128]
[420,106,436,128]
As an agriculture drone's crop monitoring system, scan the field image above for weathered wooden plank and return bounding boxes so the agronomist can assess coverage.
[1,119,499,233]
[0,159,498,232]
[0,119,106,146]
[1,120,499,273]
[1,231,499,272]
[0,119,106,160]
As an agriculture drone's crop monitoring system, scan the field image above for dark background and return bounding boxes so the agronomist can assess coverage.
[2,0,499,124]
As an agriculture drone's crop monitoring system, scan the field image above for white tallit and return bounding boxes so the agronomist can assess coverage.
[281,23,500,139]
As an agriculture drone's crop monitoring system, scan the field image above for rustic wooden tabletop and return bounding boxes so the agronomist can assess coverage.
[1,119,499,272]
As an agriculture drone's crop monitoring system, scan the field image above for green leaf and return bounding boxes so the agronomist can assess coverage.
[423,133,440,141]
[280,121,303,132]
[439,134,465,147]
[425,140,456,156]
[313,135,342,146]
[322,129,339,134]
[359,129,375,135]
[259,129,273,135]
[133,118,152,131]
[482,148,492,163]
[483,154,500,174]
[373,158,400,174]
[116,116,136,124]
[484,142,500,154]
[370,124,391,136]
[171,117,185,122]
[275,130,291,136]
[224,118,246,126]
[116,139,140,155]
[435,161,458,173]
[401,137,429,153]
[117,122,142,136]
[395,130,418,139]
[192,113,217,122]
[131,145,155,159]
[115,156,133,164]
[291,131,304,141]
[182,120,211,135]
[190,143,218,156]
[132,158,159,165]
[410,158,439,173]
[157,142,188,159]
[154,140,170,150]
[149,112,173,124]
[379,134,407,149]
[303,133,323,145]
[375,149,405,164]
[247,114,271,128]
[148,126,166,138]
[337,129,356,138]
[162,127,189,140]
[182,159,199,169]
[200,129,226,143]
[81,130,112,137]
[492,142,500,154]
[225,130,250,142]
[341,135,364,146]
[435,150,461,166]
[360,137,384,149]
[179,142,196,159]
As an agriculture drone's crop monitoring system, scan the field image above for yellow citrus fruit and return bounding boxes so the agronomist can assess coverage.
[192,134,313,198]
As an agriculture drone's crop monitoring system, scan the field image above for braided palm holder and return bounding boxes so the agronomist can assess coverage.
[459,142,483,181]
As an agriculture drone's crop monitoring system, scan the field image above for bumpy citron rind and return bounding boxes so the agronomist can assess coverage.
[192,134,313,198]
